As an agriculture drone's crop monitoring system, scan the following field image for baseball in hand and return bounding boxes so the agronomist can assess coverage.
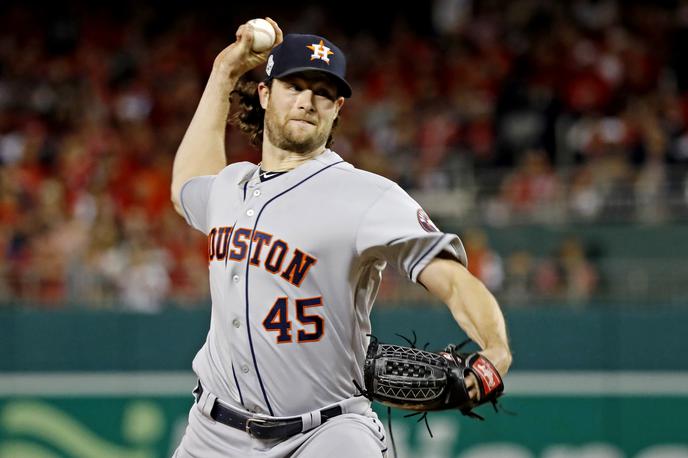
[248,19,276,53]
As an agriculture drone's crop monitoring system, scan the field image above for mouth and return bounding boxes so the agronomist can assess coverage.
[290,119,317,126]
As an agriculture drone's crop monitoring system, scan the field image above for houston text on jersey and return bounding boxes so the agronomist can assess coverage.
[207,226,317,287]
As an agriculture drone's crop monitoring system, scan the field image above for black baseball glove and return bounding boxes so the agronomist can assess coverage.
[359,337,504,419]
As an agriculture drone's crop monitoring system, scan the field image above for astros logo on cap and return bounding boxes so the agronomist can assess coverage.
[307,40,334,64]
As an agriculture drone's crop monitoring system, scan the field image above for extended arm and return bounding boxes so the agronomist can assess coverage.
[170,18,283,216]
[418,257,512,377]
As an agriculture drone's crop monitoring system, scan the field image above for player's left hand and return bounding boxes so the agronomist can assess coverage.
[466,348,511,401]
[362,338,505,418]
[466,349,511,402]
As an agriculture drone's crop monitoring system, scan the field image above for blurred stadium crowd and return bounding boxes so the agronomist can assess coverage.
[1,0,687,310]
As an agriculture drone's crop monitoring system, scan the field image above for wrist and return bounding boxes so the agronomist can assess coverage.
[481,347,512,377]
[208,68,239,98]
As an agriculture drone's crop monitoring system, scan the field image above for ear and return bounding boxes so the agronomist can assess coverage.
[258,82,270,109]
[333,97,345,119]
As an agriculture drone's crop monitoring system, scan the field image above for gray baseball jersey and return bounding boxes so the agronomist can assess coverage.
[180,149,467,418]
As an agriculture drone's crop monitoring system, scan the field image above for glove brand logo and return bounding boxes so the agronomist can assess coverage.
[417,208,439,233]
[473,357,499,392]
[266,55,274,76]
[307,40,334,64]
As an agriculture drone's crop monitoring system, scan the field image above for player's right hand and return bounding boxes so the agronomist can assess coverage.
[213,17,284,82]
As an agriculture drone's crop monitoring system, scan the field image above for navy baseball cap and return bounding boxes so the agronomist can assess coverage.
[265,34,352,98]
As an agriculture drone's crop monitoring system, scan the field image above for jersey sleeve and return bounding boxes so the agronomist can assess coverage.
[355,185,467,283]
[179,175,216,234]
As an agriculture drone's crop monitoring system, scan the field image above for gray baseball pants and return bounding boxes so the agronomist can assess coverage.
[172,398,388,457]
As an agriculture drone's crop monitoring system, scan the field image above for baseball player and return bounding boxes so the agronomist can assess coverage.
[170,17,511,458]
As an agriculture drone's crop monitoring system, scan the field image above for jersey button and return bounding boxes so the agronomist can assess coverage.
[246,209,255,217]
[253,189,261,197]
[232,318,241,328]
[241,364,249,374]
[232,275,240,283]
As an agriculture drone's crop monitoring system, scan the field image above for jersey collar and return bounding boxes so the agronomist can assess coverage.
[238,149,344,188]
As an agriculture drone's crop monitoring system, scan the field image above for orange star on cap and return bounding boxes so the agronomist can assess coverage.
[306,40,334,64]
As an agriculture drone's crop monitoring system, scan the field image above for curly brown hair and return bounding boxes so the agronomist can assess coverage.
[229,76,338,150]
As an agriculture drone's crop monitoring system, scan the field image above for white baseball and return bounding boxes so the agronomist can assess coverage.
[248,19,276,53]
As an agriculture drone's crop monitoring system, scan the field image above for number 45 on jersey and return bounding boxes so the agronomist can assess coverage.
[262,297,324,344]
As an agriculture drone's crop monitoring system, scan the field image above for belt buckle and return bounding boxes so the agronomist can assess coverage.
[245,417,267,438]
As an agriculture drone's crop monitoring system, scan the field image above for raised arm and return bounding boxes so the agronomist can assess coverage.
[418,257,512,377]
[170,18,283,216]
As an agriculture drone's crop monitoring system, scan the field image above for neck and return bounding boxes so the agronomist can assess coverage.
[260,140,326,172]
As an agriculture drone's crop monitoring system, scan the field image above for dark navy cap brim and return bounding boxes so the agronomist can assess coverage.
[270,66,352,98]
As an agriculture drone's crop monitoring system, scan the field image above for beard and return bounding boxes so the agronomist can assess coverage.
[264,107,331,154]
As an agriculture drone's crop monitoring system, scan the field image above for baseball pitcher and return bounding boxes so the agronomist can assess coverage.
[170,17,512,458]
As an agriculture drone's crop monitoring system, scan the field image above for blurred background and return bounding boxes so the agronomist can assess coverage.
[1,0,687,457]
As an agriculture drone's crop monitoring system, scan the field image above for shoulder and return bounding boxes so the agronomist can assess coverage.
[203,161,258,191]
[218,161,258,179]
[327,161,400,196]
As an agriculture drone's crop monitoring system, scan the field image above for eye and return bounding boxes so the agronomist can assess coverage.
[314,89,335,101]
[283,81,300,92]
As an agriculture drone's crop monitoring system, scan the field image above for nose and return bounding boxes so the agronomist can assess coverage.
[295,89,316,112]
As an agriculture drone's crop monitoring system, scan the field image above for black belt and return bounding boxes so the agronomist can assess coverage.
[193,381,343,440]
